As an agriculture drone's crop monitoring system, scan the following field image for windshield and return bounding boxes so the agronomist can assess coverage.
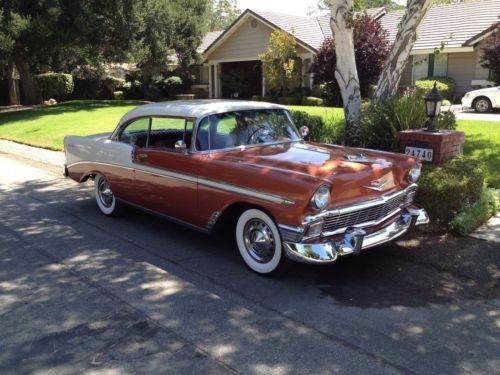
[196,109,300,151]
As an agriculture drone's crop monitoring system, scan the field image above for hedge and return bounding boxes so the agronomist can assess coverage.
[35,73,74,100]
[302,96,324,106]
[415,76,456,100]
[416,156,496,234]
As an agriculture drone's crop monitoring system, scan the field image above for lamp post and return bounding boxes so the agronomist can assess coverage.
[424,82,444,132]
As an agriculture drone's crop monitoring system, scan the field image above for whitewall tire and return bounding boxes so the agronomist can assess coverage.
[236,209,283,274]
[93,174,117,216]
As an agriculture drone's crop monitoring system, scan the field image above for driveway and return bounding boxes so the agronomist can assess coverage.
[446,105,500,122]
[1,151,499,374]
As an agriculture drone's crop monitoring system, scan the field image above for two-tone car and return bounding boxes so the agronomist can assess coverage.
[64,100,428,274]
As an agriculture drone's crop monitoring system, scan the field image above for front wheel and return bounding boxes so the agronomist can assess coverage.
[93,174,118,216]
[473,97,491,113]
[235,209,284,274]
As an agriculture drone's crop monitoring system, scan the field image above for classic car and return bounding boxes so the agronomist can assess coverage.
[64,100,429,274]
[461,85,500,113]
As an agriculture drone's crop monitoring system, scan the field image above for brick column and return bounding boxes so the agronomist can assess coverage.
[399,129,466,164]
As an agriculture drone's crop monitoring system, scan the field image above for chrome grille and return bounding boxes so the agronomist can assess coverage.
[323,187,416,233]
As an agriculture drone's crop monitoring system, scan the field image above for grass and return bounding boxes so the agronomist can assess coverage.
[0,100,143,150]
[0,101,497,188]
[457,119,500,188]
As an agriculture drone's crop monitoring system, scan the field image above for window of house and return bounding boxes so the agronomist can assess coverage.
[412,53,448,84]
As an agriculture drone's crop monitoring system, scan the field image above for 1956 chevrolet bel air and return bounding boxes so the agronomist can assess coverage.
[64,100,429,274]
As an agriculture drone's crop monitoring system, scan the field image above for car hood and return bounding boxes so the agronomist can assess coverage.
[468,86,499,95]
[213,141,415,200]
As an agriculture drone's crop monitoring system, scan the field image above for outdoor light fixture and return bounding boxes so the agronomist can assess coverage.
[424,82,444,132]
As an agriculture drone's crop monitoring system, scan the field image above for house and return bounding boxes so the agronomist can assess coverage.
[193,0,499,99]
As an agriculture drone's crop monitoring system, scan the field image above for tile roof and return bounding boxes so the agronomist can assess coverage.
[380,0,500,51]
[201,0,500,55]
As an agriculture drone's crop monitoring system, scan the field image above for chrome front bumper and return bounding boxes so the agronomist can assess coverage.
[283,207,429,264]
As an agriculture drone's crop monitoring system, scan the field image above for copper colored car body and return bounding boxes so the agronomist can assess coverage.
[64,100,429,274]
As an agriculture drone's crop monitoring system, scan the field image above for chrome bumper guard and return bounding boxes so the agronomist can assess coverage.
[283,207,429,264]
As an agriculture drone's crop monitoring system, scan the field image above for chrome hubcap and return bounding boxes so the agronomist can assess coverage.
[476,100,488,112]
[243,219,275,263]
[98,178,114,208]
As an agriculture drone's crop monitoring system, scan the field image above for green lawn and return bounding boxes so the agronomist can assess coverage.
[0,100,497,187]
[457,119,500,188]
[0,100,143,150]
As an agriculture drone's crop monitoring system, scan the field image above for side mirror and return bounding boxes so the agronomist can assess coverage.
[175,140,187,151]
[299,126,310,139]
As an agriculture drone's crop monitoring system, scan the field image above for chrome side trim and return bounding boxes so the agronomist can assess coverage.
[67,160,295,205]
[199,177,295,205]
[303,184,418,223]
[278,224,304,243]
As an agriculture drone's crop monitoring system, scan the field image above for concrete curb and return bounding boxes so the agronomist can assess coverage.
[0,139,64,167]
[469,214,500,244]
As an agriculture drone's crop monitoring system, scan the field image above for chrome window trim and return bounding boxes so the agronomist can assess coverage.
[303,184,418,224]
[66,160,295,205]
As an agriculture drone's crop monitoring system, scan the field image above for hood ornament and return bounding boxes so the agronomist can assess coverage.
[344,154,378,163]
[364,178,388,191]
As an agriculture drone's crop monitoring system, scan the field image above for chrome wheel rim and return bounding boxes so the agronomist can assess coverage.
[476,99,489,112]
[243,219,276,263]
[97,178,114,208]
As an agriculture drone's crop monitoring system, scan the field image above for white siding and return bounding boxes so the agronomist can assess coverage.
[206,16,310,62]
[448,52,476,97]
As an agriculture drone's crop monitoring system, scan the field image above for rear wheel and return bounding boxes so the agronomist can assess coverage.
[93,174,118,216]
[235,209,283,274]
[473,97,491,113]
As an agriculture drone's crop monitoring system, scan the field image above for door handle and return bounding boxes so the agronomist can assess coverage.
[137,153,148,159]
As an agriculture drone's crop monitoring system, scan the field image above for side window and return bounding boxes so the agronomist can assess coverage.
[119,118,150,147]
[149,117,194,149]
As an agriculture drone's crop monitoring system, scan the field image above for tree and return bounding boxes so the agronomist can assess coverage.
[259,29,302,97]
[311,0,404,14]
[330,0,362,146]
[0,0,143,104]
[311,15,389,100]
[207,0,240,31]
[480,21,500,85]
[372,0,432,101]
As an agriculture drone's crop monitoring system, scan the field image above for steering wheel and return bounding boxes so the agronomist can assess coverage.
[246,125,267,144]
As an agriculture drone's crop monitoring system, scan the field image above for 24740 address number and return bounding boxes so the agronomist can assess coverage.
[404,146,434,162]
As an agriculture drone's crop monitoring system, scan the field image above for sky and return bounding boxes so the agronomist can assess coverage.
[236,0,407,16]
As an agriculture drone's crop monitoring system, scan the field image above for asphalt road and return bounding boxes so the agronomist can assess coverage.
[1,152,499,374]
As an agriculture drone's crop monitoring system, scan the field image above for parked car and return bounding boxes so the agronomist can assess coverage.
[461,86,500,112]
[64,100,428,274]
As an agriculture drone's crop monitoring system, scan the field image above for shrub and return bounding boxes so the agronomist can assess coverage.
[480,21,500,85]
[415,77,456,100]
[35,73,74,100]
[449,188,497,235]
[113,91,125,100]
[416,156,485,226]
[103,76,125,92]
[311,15,390,99]
[360,93,427,151]
[302,96,324,106]
[277,97,301,105]
[290,110,344,144]
[71,66,106,99]
[437,110,457,130]
[251,95,262,101]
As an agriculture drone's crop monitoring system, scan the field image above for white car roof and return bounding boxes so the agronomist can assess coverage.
[119,100,288,125]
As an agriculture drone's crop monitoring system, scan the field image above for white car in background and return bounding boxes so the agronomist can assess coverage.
[461,86,500,113]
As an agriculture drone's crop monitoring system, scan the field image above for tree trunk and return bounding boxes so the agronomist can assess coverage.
[372,0,432,102]
[330,0,362,146]
[7,65,20,106]
[14,56,42,105]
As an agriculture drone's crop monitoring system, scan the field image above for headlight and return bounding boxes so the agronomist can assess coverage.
[312,184,331,210]
[409,163,421,182]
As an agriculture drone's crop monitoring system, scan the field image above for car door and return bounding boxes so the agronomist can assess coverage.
[132,117,204,226]
[105,117,150,203]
